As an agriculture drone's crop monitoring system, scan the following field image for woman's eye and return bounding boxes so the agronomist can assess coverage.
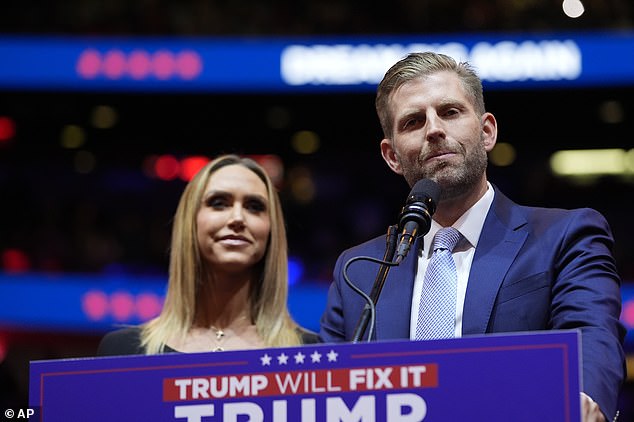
[206,197,228,209]
[246,200,266,213]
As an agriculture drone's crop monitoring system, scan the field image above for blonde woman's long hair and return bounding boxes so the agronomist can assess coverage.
[141,154,301,354]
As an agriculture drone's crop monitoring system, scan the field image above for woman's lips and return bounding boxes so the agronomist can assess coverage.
[218,235,251,246]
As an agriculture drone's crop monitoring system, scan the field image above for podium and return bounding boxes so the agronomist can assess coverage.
[29,330,581,421]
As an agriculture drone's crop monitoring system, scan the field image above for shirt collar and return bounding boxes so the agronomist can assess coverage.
[421,181,495,258]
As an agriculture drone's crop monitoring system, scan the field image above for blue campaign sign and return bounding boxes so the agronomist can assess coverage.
[0,30,633,93]
[29,330,581,421]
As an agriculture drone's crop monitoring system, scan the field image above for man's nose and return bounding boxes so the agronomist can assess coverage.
[425,113,445,141]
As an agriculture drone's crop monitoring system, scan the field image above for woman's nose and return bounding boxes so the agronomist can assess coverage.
[228,204,245,227]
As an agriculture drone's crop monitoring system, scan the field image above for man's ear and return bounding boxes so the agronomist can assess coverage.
[380,138,403,175]
[481,112,498,152]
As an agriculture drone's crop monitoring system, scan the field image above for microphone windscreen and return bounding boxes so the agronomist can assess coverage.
[409,178,440,205]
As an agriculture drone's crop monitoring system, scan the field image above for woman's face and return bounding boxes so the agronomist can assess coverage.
[196,164,271,275]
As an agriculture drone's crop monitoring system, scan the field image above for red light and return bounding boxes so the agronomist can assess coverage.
[76,49,101,79]
[81,290,164,322]
[128,50,152,80]
[76,48,202,81]
[0,336,7,363]
[82,290,110,321]
[0,116,16,142]
[180,156,209,181]
[110,291,135,321]
[153,50,176,80]
[154,154,181,180]
[1,248,30,272]
[136,293,163,320]
[142,155,158,178]
[252,154,284,187]
[176,50,203,80]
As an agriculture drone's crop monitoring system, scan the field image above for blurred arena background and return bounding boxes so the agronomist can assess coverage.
[1,0,633,415]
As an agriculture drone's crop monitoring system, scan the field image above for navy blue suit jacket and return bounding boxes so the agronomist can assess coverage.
[320,188,626,419]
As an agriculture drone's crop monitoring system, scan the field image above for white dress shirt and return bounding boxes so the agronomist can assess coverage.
[409,182,495,339]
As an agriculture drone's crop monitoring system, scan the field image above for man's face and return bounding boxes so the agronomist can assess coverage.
[380,71,497,200]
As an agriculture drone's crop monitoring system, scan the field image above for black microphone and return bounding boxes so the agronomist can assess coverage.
[394,179,440,264]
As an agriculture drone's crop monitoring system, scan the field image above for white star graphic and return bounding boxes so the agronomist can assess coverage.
[260,353,272,366]
[294,352,306,364]
[310,350,322,363]
[277,353,289,365]
[327,350,338,362]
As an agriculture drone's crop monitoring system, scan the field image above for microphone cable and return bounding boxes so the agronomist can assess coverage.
[343,255,399,342]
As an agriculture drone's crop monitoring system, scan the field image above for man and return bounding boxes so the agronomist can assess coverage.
[319,52,625,421]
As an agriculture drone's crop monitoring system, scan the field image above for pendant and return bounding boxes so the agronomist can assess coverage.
[215,329,224,340]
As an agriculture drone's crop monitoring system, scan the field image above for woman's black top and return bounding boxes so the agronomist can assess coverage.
[96,325,321,356]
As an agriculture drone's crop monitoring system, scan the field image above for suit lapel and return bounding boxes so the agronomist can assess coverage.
[374,236,421,340]
[462,191,528,335]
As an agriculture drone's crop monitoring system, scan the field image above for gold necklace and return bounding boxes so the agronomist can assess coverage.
[207,315,249,352]
[209,325,225,352]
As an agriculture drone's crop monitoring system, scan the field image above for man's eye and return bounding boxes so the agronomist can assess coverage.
[403,118,420,129]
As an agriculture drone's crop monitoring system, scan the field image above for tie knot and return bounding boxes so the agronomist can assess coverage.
[433,227,461,252]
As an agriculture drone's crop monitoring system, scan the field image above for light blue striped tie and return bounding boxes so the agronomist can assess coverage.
[415,227,461,340]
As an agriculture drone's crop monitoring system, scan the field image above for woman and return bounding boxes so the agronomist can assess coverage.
[97,154,318,355]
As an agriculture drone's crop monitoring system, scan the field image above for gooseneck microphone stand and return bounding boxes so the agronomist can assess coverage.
[351,224,399,343]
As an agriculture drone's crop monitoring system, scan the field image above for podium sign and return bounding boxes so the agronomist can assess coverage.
[30,330,580,421]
